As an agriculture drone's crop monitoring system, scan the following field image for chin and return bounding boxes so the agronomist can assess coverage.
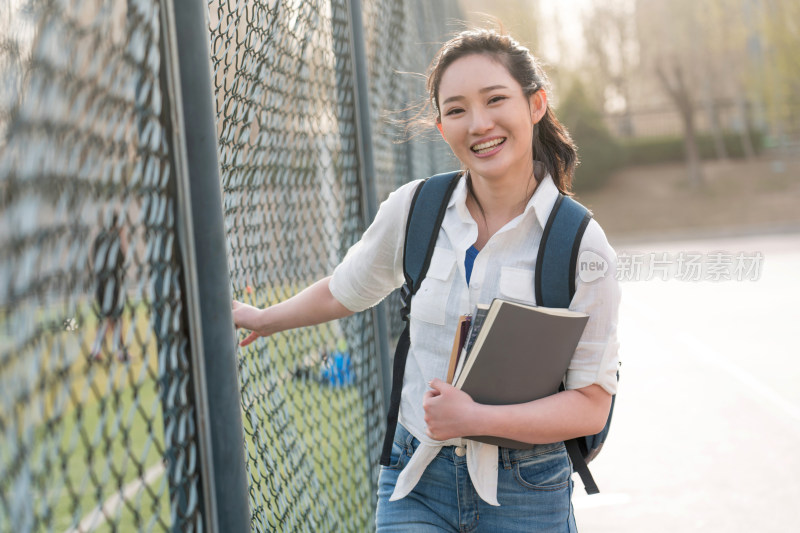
[468,160,513,181]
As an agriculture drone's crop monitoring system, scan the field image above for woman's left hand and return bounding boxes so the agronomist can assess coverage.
[422,378,477,441]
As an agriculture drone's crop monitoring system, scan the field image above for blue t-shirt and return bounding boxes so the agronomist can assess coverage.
[464,245,479,285]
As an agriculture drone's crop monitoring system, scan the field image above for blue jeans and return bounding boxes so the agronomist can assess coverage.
[376,425,577,532]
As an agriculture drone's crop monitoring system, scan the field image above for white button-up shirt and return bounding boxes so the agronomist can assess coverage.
[330,172,620,506]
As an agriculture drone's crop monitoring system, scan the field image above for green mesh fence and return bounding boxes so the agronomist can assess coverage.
[2,0,460,531]
[360,0,461,340]
[0,0,202,531]
[212,0,458,530]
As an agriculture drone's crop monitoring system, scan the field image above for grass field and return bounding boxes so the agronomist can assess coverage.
[2,295,375,532]
[236,319,374,531]
[2,299,176,532]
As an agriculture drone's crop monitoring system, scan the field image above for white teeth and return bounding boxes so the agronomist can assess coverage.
[471,138,505,153]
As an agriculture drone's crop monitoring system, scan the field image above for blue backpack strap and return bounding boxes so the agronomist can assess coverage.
[380,170,462,466]
[403,171,463,292]
[536,193,605,495]
[535,194,593,308]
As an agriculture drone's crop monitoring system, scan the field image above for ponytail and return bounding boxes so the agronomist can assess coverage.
[534,107,578,195]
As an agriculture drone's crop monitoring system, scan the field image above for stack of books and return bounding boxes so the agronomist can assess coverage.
[445,298,589,448]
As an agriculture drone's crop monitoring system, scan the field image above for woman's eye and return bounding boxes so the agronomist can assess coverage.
[444,107,464,116]
[488,95,506,104]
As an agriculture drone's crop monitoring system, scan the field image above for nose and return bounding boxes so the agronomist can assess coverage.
[468,107,494,135]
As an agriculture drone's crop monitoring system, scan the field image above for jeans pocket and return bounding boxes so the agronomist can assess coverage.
[513,445,571,491]
[384,436,409,470]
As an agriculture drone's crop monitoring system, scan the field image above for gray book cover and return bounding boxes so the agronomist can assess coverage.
[454,298,589,449]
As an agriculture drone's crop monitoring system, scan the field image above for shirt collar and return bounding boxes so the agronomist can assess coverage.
[449,174,471,223]
[448,164,561,231]
[526,171,560,230]
[448,172,466,206]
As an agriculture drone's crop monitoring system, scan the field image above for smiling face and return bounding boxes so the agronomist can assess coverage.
[436,53,546,186]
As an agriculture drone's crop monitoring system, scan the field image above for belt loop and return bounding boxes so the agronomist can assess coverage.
[501,447,512,470]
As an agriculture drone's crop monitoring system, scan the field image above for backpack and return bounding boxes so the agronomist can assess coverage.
[378,170,616,495]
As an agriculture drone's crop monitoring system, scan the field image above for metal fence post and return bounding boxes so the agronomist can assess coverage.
[345,0,393,417]
[160,0,251,531]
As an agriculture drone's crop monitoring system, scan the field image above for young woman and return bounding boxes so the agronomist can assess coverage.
[233,29,620,532]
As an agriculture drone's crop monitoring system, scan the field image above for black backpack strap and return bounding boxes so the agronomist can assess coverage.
[402,171,463,292]
[380,171,462,466]
[566,439,599,494]
[535,193,600,494]
[535,194,593,308]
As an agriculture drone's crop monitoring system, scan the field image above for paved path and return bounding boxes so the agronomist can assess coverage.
[572,231,800,532]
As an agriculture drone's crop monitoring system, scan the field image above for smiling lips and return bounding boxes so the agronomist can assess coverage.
[471,137,506,155]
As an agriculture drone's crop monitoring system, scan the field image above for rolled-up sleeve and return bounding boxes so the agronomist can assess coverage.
[565,220,621,395]
[329,180,421,312]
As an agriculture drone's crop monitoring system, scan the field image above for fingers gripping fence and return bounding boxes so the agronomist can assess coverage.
[1,0,460,531]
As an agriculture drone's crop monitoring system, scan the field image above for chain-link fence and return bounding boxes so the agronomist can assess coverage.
[0,0,203,531]
[360,0,461,339]
[212,0,458,530]
[2,0,460,531]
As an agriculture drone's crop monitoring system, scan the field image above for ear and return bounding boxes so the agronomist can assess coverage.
[529,90,548,124]
[436,121,444,138]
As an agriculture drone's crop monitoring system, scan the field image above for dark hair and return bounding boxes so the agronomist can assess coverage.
[426,29,578,194]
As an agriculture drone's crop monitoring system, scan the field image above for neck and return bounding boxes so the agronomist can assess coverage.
[467,164,539,222]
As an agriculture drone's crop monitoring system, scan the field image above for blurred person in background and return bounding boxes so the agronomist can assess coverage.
[90,210,129,362]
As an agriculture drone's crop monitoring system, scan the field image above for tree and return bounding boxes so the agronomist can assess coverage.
[635,0,706,186]
[558,80,623,192]
[654,62,704,187]
[581,0,638,137]
[700,0,760,161]
[755,0,800,147]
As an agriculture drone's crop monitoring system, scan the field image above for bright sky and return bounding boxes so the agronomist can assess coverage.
[459,0,594,66]
[537,0,592,67]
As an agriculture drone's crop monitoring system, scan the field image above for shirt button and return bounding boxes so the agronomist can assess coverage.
[455,446,466,457]
[472,282,480,290]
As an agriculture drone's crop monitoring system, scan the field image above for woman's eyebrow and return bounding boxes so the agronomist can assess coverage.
[441,85,509,106]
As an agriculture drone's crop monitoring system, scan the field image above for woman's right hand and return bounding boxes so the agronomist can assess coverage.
[232,300,270,347]
[231,277,354,348]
